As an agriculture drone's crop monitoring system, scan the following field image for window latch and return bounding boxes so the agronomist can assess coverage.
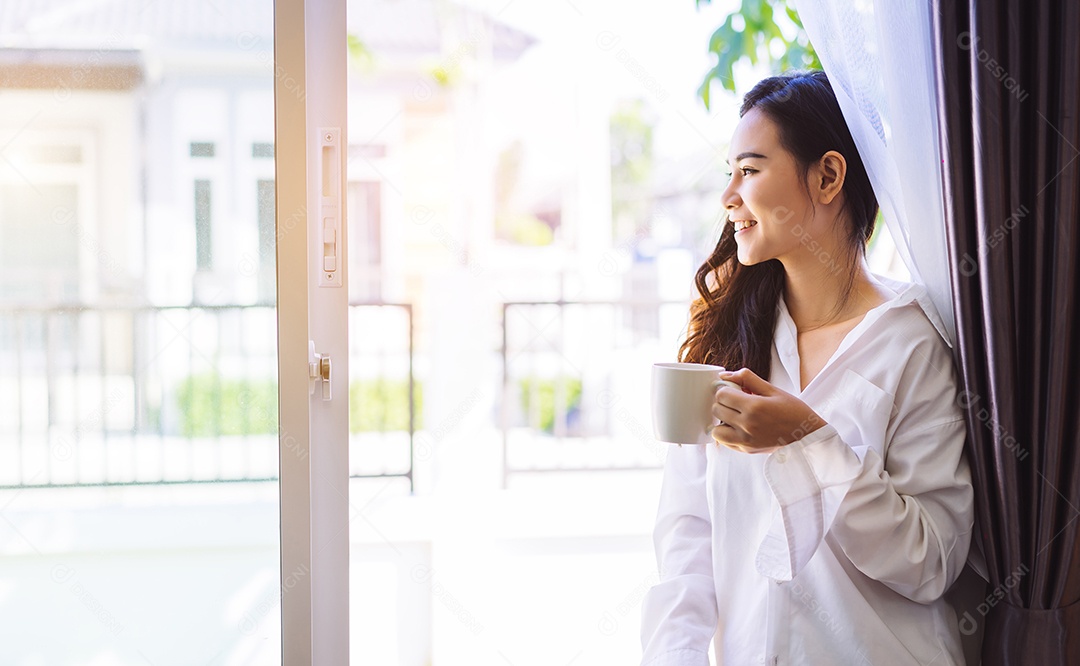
[308,340,332,401]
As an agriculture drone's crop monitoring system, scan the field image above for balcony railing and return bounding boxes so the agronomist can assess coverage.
[499,299,691,486]
[2,298,688,490]
[0,302,416,490]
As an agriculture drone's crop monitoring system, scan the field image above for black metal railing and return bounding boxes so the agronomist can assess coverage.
[499,299,690,486]
[2,297,684,490]
[0,302,416,490]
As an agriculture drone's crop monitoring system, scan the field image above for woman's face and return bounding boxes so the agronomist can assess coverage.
[721,108,825,267]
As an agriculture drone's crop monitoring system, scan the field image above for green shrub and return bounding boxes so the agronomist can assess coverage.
[174,374,421,436]
[175,374,277,437]
[349,378,422,433]
[518,376,582,433]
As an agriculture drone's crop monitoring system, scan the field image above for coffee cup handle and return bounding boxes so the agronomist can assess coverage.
[710,379,741,428]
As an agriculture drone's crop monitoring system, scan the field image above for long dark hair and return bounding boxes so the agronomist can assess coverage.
[677,71,878,378]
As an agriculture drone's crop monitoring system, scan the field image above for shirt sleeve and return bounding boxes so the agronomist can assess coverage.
[640,442,717,666]
[754,337,974,604]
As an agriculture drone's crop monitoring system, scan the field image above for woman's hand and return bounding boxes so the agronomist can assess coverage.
[711,368,827,454]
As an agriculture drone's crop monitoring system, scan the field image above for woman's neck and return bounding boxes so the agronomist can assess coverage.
[782,257,891,331]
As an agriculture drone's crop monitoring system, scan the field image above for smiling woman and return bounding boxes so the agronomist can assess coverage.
[641,71,974,666]
[678,70,879,379]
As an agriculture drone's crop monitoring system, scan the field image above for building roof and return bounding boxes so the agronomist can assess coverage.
[0,0,534,59]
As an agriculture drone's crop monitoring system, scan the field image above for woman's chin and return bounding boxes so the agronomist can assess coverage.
[736,249,762,266]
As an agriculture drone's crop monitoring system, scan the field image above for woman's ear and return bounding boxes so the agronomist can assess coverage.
[814,151,847,205]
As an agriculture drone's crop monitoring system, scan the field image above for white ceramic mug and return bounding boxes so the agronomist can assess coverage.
[651,362,740,444]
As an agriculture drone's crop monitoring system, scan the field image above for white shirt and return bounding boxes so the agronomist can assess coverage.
[640,276,974,666]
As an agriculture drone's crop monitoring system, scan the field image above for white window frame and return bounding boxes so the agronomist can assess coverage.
[275,0,350,663]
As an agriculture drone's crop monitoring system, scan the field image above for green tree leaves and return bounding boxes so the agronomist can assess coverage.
[696,0,820,109]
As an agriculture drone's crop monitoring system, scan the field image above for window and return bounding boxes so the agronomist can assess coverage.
[252,142,274,159]
[257,178,276,302]
[189,141,216,158]
[194,179,213,271]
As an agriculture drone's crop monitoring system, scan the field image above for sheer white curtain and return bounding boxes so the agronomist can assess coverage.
[794,0,956,346]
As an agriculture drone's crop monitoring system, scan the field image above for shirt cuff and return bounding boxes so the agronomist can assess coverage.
[755,424,864,581]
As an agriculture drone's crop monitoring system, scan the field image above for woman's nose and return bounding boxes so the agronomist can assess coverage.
[721,176,741,210]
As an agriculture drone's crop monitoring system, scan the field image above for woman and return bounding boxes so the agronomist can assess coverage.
[640,71,974,665]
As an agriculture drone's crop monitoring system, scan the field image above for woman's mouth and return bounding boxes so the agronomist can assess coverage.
[733,220,758,233]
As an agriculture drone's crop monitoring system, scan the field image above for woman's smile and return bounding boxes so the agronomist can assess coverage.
[733,219,758,233]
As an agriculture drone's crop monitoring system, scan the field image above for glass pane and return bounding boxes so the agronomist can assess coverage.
[194,179,214,271]
[344,1,744,663]
[0,2,280,664]
[190,141,217,158]
[257,179,277,303]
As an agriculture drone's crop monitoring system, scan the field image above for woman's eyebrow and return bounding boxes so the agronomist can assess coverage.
[727,151,768,164]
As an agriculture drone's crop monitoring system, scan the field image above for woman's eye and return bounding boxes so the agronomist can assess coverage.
[724,167,756,179]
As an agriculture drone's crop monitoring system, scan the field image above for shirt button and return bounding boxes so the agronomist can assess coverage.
[774,450,787,463]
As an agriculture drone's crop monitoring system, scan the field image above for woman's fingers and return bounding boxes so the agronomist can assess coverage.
[711,422,745,447]
[714,384,746,411]
[720,368,770,396]
[712,399,738,420]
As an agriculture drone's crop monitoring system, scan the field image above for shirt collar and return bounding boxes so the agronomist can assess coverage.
[872,275,953,349]
[773,274,952,394]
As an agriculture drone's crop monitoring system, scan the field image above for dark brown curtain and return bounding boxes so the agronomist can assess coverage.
[933,1,1080,663]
